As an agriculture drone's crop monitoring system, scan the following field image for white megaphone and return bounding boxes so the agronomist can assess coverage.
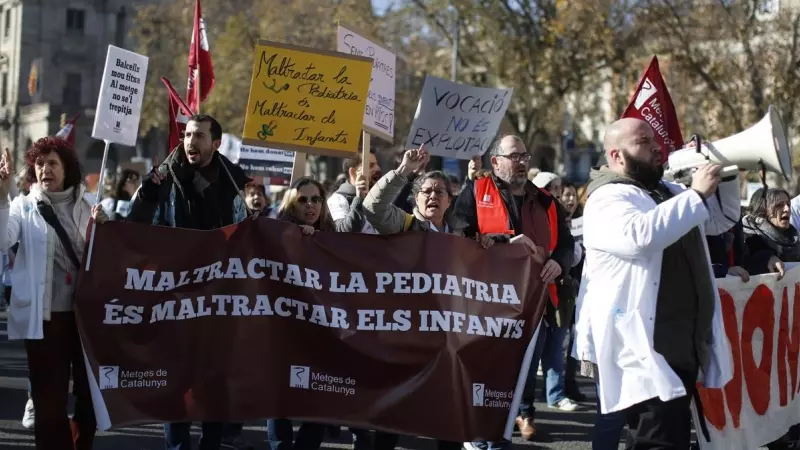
[665,104,793,183]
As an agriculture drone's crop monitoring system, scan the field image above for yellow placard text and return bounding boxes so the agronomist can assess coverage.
[242,41,372,157]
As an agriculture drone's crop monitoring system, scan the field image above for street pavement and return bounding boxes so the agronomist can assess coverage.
[0,311,607,450]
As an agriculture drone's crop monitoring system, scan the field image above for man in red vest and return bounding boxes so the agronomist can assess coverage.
[452,134,574,446]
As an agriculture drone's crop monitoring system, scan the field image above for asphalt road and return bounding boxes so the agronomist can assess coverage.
[0,311,607,450]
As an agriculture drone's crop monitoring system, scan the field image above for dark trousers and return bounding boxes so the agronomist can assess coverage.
[350,428,399,450]
[624,367,696,450]
[266,419,325,450]
[164,422,223,450]
[25,312,96,450]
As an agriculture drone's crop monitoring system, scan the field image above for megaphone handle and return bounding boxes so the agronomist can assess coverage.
[720,165,739,180]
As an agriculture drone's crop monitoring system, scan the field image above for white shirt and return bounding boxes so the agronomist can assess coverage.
[327,191,377,234]
[574,178,739,414]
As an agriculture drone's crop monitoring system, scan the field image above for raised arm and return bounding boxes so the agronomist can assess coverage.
[362,170,413,235]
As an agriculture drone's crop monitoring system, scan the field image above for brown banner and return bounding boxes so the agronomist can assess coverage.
[75,218,546,442]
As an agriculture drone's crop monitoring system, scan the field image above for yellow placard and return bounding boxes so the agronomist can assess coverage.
[242,40,373,157]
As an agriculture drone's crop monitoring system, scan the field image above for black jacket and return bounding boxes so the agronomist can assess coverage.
[128,145,250,230]
[452,174,574,274]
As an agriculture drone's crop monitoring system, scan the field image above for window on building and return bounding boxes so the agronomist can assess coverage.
[1,73,7,106]
[66,9,85,33]
[63,73,82,108]
[4,8,10,38]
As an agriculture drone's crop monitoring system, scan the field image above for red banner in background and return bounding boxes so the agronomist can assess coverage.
[622,56,684,160]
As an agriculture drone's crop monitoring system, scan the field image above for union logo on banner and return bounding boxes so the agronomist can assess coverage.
[622,56,684,158]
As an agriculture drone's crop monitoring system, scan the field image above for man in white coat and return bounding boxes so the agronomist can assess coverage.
[574,118,738,448]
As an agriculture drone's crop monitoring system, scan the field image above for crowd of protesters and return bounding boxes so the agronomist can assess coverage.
[1,113,799,450]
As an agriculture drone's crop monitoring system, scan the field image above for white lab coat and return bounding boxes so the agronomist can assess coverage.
[0,184,94,340]
[573,178,740,414]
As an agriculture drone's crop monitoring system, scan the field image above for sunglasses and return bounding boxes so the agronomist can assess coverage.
[297,195,323,205]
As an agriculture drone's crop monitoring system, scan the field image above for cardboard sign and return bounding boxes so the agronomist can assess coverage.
[91,46,149,147]
[336,23,396,142]
[406,76,513,160]
[242,40,372,157]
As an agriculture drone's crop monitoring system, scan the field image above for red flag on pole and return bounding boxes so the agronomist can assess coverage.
[621,56,684,160]
[186,0,215,112]
[56,113,80,147]
[162,77,195,153]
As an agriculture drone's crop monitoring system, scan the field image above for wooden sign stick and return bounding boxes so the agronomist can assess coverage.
[289,152,307,186]
[362,130,371,190]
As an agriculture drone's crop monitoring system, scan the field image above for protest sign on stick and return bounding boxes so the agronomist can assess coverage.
[241,40,372,158]
[406,76,513,160]
[86,45,148,272]
[336,23,396,143]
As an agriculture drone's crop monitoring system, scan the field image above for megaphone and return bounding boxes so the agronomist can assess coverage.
[665,105,792,183]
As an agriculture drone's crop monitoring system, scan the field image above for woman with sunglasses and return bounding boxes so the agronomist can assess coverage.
[268,176,332,450]
[276,177,335,235]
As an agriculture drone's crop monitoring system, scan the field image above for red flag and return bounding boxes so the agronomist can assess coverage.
[162,77,195,153]
[622,56,684,160]
[186,0,215,112]
[56,113,80,147]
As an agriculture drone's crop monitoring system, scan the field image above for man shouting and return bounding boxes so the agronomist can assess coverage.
[573,118,739,448]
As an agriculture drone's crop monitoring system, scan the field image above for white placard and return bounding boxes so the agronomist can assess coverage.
[406,76,513,160]
[91,46,148,147]
[336,24,396,142]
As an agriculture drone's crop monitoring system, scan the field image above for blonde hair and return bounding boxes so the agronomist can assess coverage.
[276,177,335,231]
[527,168,540,181]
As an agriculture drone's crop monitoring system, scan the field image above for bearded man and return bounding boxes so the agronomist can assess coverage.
[573,118,739,448]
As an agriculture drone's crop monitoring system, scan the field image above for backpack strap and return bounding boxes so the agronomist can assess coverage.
[36,200,81,269]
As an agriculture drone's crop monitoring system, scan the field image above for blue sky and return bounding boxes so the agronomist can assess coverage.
[371,0,395,15]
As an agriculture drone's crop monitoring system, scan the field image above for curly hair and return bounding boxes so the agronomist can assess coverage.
[24,137,83,189]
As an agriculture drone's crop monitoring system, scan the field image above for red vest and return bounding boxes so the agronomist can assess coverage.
[475,177,560,307]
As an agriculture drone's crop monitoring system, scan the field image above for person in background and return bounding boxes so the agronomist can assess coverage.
[559,180,587,403]
[328,149,381,233]
[0,139,108,450]
[101,168,140,220]
[243,179,271,216]
[528,172,581,413]
[744,188,800,278]
[127,115,250,450]
[453,135,574,446]
[269,176,333,450]
[362,145,492,450]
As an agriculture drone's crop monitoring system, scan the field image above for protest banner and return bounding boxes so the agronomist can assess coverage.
[241,40,372,158]
[238,145,294,186]
[91,45,148,147]
[406,76,513,160]
[336,23,396,143]
[75,219,546,442]
[695,267,800,449]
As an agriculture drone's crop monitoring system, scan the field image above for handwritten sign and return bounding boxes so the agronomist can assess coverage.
[336,23,396,143]
[406,76,513,160]
[91,46,148,147]
[242,40,372,158]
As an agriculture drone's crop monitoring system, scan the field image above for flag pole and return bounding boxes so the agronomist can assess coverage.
[196,67,201,114]
[84,139,111,272]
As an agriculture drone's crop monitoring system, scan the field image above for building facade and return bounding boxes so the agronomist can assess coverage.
[0,0,157,176]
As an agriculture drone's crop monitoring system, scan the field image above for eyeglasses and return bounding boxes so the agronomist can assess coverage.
[497,153,532,163]
[297,195,323,205]
[419,189,449,198]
